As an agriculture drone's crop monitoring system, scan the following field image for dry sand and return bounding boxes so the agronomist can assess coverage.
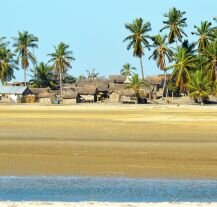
[1,202,217,207]
[0,104,217,178]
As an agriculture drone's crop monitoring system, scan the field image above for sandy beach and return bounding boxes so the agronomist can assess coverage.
[1,202,217,207]
[0,104,217,178]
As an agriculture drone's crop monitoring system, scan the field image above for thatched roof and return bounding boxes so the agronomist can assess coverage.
[30,88,49,95]
[121,89,136,97]
[109,83,126,92]
[37,92,51,98]
[63,91,78,99]
[145,75,164,85]
[96,82,109,92]
[109,75,126,84]
[77,86,97,95]
[63,83,76,89]
[76,79,93,87]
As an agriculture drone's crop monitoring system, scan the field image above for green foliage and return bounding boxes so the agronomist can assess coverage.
[202,40,217,81]
[29,62,56,88]
[149,34,173,70]
[124,18,151,80]
[48,42,75,100]
[63,74,77,84]
[120,63,136,76]
[160,7,187,44]
[0,38,18,84]
[126,74,147,97]
[186,70,212,103]
[124,18,151,58]
[12,31,38,85]
[167,47,196,92]
[192,21,214,54]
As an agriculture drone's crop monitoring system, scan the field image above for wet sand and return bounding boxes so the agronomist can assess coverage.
[0,104,217,178]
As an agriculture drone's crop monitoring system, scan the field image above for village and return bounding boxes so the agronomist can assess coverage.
[0,74,165,105]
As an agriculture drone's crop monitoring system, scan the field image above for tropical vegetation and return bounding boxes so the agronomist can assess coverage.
[48,42,75,101]
[1,7,217,105]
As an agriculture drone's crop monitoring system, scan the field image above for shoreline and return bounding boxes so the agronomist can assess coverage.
[1,202,217,207]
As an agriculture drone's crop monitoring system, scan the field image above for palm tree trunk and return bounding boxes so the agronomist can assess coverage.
[59,72,63,103]
[24,69,27,87]
[162,70,167,99]
[140,57,145,81]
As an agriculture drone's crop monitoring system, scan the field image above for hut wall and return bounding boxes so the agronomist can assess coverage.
[39,98,51,104]
[63,98,77,104]
[120,96,137,104]
[109,91,120,103]
[80,94,96,102]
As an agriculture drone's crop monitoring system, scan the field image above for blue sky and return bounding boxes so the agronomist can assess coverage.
[1,0,217,81]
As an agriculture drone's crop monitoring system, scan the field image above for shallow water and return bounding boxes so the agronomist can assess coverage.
[0,176,216,202]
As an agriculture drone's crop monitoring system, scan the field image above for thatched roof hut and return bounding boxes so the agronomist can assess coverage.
[109,83,126,92]
[30,88,49,95]
[63,91,78,99]
[37,92,51,98]
[121,89,136,97]
[77,86,97,95]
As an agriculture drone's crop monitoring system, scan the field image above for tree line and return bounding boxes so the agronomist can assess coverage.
[124,7,217,103]
[0,7,217,104]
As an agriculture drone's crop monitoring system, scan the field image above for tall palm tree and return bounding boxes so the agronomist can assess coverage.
[13,31,38,86]
[124,18,151,80]
[191,21,213,54]
[186,70,212,105]
[167,47,196,94]
[160,7,187,44]
[202,40,217,82]
[48,42,75,101]
[120,63,136,76]
[149,34,173,97]
[0,41,18,84]
[29,62,56,88]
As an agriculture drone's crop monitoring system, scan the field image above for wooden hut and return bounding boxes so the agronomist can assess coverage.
[30,88,52,103]
[0,86,32,103]
[120,89,138,104]
[37,92,52,104]
[108,83,125,103]
[77,86,97,103]
[63,91,79,104]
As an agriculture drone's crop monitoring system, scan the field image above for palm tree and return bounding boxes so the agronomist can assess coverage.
[124,18,151,80]
[13,31,38,86]
[181,40,197,55]
[167,47,196,94]
[191,21,213,54]
[29,62,56,88]
[160,7,187,44]
[202,40,217,82]
[126,74,146,100]
[120,63,136,76]
[48,42,75,101]
[149,34,173,97]
[186,70,212,105]
[0,41,18,84]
